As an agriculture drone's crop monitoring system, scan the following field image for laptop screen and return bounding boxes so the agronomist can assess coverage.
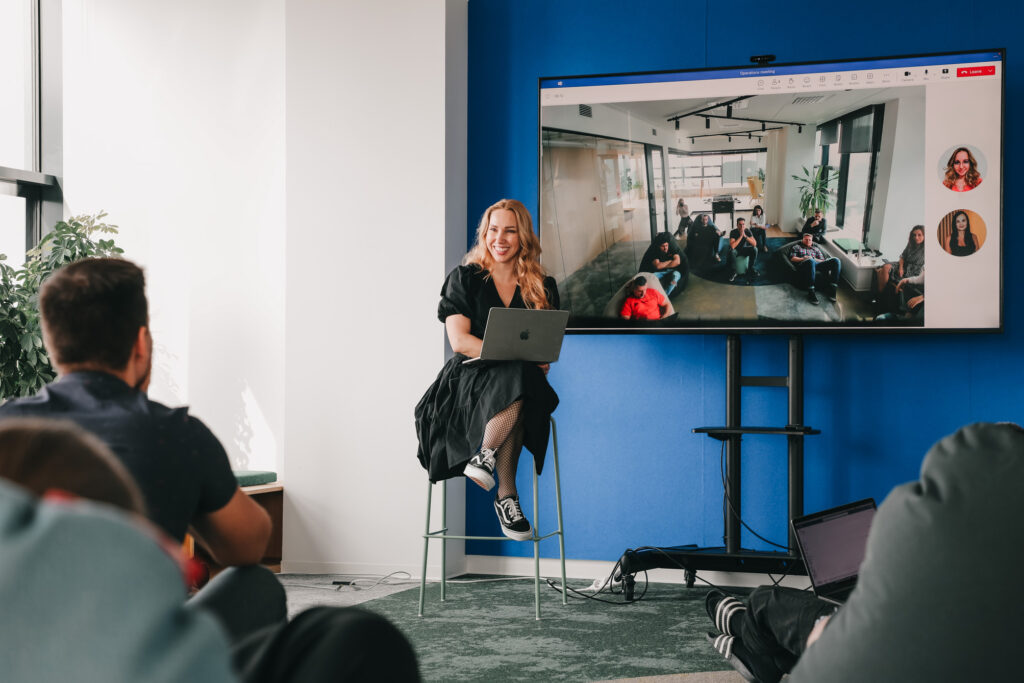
[794,500,875,587]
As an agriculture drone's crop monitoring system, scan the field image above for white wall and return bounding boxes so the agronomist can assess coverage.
[769,126,817,232]
[63,0,467,578]
[282,0,466,576]
[62,0,287,474]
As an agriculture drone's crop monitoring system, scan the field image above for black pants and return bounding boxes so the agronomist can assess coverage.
[750,226,768,251]
[728,244,758,275]
[191,567,420,682]
[188,565,288,644]
[236,606,420,682]
[736,586,836,677]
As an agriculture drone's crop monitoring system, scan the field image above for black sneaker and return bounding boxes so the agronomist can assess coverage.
[706,632,783,683]
[705,590,746,635]
[494,494,532,541]
[464,448,496,491]
[806,289,819,305]
[729,273,738,282]
[826,287,838,303]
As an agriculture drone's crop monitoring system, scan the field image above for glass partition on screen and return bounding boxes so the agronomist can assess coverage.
[539,50,1003,333]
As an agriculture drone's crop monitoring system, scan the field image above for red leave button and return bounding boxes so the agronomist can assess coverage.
[957,66,996,77]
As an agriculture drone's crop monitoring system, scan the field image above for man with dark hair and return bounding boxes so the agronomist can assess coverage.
[0,258,271,567]
[801,209,827,243]
[620,275,668,320]
[727,218,760,283]
[638,232,688,296]
[790,232,841,305]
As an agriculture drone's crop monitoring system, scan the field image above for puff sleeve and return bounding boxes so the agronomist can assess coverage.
[437,265,477,322]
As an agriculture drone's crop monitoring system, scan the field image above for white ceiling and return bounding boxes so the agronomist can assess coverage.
[607,87,924,137]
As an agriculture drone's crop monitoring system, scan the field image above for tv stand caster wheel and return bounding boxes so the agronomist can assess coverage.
[685,568,696,588]
[622,573,636,601]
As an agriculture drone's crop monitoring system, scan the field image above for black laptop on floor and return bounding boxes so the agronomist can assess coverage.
[791,498,876,606]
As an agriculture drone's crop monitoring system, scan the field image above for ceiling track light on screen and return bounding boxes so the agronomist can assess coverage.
[539,49,1004,334]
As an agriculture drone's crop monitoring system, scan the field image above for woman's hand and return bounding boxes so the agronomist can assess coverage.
[895,278,907,293]
[537,363,550,375]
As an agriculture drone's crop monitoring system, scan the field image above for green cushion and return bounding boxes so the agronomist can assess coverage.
[234,470,277,487]
[832,237,864,253]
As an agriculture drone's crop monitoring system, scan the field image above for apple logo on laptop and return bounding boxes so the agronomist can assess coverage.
[520,329,530,340]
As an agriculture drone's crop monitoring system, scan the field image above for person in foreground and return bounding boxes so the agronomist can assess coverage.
[790,232,840,305]
[0,418,420,682]
[620,275,668,320]
[704,421,1024,682]
[0,258,271,566]
[415,199,560,541]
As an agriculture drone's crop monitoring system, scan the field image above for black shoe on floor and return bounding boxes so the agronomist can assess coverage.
[706,632,783,683]
[705,590,746,635]
[806,289,819,305]
[494,494,533,541]
[826,287,838,303]
[464,448,496,491]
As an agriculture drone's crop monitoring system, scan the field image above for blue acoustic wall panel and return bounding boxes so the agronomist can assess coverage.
[464,0,1023,560]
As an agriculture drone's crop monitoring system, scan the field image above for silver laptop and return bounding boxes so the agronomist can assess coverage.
[791,498,876,606]
[462,308,569,366]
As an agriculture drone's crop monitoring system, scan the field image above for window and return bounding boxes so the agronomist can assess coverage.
[814,105,883,242]
[668,148,766,211]
[0,0,61,267]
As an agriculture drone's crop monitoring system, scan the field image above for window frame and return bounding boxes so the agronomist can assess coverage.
[0,0,62,257]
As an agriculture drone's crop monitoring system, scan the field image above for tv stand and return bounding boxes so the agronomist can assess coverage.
[617,335,818,599]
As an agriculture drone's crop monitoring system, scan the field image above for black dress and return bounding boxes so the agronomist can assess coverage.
[414,265,560,483]
[949,232,976,256]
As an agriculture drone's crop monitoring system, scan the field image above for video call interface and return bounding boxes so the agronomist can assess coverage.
[539,50,1003,332]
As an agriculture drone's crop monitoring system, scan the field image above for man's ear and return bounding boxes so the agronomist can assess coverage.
[133,326,150,361]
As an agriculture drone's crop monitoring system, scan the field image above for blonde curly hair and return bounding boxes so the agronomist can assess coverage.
[464,199,552,310]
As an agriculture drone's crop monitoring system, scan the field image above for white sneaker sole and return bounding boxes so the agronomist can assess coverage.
[499,524,533,541]
[463,464,495,491]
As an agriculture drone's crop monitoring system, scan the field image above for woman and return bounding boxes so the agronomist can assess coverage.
[944,210,977,256]
[674,197,691,239]
[415,199,559,541]
[942,147,982,192]
[749,204,769,253]
[876,225,925,312]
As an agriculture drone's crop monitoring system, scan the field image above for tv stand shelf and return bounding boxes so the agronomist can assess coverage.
[694,426,820,439]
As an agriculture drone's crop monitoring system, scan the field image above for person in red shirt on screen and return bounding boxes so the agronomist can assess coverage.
[620,276,668,320]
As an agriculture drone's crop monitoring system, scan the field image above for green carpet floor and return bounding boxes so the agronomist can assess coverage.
[357,576,748,682]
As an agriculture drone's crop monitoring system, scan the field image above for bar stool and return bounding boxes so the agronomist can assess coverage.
[418,417,567,620]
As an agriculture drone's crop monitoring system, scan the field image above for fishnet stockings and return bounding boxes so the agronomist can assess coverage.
[481,400,525,498]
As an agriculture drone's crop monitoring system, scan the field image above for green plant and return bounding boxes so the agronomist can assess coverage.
[791,165,839,216]
[0,212,123,399]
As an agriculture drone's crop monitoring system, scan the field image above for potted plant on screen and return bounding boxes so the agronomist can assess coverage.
[792,165,839,217]
[0,212,123,399]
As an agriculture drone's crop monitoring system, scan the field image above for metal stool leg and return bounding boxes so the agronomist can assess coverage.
[440,479,447,602]
[533,463,541,620]
[418,481,432,617]
[551,417,567,605]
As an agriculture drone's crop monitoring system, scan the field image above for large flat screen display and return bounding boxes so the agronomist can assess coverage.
[539,50,1003,332]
